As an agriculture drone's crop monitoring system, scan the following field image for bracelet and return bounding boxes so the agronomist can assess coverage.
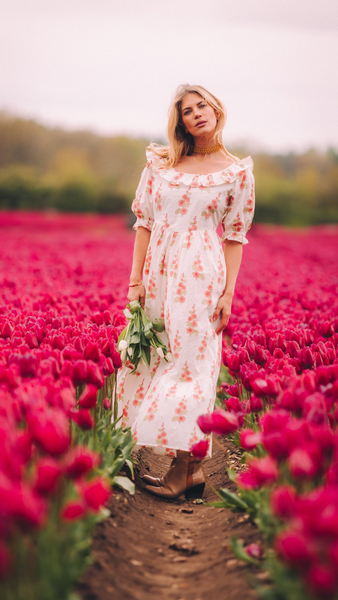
[129,281,143,287]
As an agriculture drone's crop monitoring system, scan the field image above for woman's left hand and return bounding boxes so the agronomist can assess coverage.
[213,293,233,335]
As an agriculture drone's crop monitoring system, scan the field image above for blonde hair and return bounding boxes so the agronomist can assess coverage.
[149,84,236,168]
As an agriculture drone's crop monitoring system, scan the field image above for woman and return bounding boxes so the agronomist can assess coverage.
[117,84,255,500]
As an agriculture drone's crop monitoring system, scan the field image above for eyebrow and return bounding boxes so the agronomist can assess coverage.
[182,99,205,113]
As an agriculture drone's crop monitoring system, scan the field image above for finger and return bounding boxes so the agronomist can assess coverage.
[213,302,223,321]
[216,315,230,335]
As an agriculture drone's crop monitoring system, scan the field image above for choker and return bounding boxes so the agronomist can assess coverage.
[193,144,221,155]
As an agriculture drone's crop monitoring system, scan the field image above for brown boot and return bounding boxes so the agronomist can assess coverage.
[144,451,205,500]
[142,457,177,487]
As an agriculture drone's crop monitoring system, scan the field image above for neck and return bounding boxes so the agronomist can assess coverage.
[193,134,218,149]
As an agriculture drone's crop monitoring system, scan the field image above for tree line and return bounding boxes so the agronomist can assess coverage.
[0,112,337,225]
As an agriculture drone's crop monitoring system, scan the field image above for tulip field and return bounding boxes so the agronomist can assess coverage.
[0,212,136,600]
[194,223,338,599]
[1,211,338,600]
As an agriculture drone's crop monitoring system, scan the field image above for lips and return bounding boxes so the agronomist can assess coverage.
[195,121,207,128]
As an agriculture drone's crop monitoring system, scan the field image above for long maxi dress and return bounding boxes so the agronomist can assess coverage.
[117,149,255,457]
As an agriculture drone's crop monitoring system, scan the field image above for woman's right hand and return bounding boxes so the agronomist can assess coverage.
[127,283,146,308]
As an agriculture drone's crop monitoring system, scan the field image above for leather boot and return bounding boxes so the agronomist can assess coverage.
[142,457,177,487]
[144,450,205,500]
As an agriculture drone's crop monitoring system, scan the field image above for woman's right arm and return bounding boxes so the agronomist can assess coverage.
[127,226,151,307]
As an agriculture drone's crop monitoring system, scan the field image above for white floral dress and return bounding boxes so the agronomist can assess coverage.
[117,149,255,457]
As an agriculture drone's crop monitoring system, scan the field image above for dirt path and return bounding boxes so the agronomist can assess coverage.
[77,438,263,600]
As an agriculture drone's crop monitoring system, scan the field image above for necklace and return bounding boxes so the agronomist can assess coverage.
[193,144,221,155]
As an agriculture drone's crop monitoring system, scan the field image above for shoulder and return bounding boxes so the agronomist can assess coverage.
[145,147,169,176]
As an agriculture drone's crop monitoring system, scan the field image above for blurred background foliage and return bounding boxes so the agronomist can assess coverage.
[0,111,337,224]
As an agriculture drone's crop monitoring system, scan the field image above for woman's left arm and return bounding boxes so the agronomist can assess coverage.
[213,240,243,335]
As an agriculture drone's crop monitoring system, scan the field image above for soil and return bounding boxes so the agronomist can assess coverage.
[77,437,265,600]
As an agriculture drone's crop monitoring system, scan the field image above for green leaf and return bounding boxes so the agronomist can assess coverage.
[123,308,132,319]
[216,488,249,512]
[129,300,142,313]
[125,459,135,480]
[130,332,141,344]
[227,468,237,482]
[113,476,135,495]
[152,320,165,333]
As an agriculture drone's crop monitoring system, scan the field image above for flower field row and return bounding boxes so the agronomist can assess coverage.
[1,212,338,599]
[0,213,135,600]
[192,224,338,599]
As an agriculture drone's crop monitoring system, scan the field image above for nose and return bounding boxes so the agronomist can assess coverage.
[194,110,202,119]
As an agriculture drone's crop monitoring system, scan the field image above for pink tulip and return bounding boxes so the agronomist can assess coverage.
[63,446,100,479]
[84,342,101,362]
[72,360,88,384]
[224,397,241,413]
[190,439,209,460]
[103,397,111,410]
[78,384,98,409]
[275,530,314,567]
[245,543,263,559]
[301,348,315,369]
[112,349,122,369]
[251,378,269,396]
[61,500,86,521]
[250,394,263,413]
[237,456,279,489]
[28,409,70,456]
[239,428,262,450]
[270,485,296,519]
[227,353,240,373]
[33,457,63,495]
[210,409,239,435]
[87,361,104,388]
[80,477,111,510]
[306,564,336,597]
[288,446,322,480]
[197,414,213,434]
[69,408,94,430]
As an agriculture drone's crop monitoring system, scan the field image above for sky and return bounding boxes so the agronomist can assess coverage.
[1,0,338,152]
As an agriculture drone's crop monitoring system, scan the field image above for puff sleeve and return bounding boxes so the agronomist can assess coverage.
[221,160,255,245]
[131,161,154,232]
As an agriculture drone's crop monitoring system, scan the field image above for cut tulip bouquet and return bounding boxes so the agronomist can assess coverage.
[118,300,172,372]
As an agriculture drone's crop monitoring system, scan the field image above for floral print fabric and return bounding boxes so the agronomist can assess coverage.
[117,149,255,457]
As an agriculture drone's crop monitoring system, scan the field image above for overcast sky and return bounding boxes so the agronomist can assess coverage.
[1,0,338,152]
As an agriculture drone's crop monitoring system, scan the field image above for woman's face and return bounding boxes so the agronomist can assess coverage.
[180,93,219,138]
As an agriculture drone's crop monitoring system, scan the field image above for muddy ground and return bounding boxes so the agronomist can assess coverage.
[77,438,266,600]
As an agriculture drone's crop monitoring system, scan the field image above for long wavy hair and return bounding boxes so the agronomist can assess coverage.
[149,84,237,168]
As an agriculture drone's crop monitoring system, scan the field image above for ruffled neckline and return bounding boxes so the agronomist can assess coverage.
[146,148,253,187]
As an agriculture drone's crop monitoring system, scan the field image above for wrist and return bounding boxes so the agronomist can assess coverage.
[130,274,142,285]
[222,289,234,298]
[129,280,143,288]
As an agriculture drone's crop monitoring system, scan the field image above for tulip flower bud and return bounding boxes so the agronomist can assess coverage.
[78,384,97,409]
[190,439,209,460]
[118,340,128,351]
[156,347,164,358]
[245,543,263,559]
[61,500,86,521]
